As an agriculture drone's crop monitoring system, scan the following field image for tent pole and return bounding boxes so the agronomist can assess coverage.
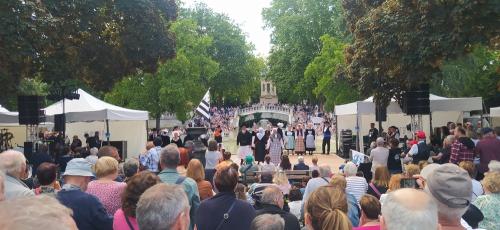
[335,114,339,155]
[356,103,360,151]
[105,119,110,143]
[429,112,433,137]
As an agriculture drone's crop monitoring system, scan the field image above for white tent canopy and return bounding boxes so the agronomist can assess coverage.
[335,94,483,116]
[491,107,500,117]
[44,89,148,122]
[0,105,19,124]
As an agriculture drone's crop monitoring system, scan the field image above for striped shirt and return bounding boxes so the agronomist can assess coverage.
[346,176,368,202]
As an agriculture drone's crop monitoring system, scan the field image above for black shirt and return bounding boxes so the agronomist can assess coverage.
[387,147,403,172]
[237,131,253,146]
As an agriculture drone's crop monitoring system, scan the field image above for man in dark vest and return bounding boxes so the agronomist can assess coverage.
[322,121,332,154]
[408,131,430,164]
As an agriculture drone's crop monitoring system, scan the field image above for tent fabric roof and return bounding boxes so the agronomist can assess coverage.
[491,107,500,117]
[0,105,18,123]
[335,94,483,116]
[44,89,149,122]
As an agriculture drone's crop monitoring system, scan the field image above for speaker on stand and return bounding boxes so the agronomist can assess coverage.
[54,114,66,132]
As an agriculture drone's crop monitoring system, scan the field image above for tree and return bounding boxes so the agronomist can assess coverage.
[182,4,262,105]
[263,0,349,104]
[431,45,500,108]
[342,0,499,107]
[304,35,359,111]
[106,19,218,128]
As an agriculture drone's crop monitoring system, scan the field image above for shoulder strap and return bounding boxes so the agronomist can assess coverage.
[175,176,186,185]
[321,177,329,183]
[124,215,135,230]
[369,183,381,197]
[215,200,237,230]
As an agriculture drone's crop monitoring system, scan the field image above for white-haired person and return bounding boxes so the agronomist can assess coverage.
[473,171,500,230]
[369,137,389,175]
[293,156,309,170]
[344,162,368,202]
[85,147,99,165]
[0,150,34,199]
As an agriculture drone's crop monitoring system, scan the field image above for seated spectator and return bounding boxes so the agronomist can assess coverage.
[123,158,139,183]
[459,161,484,202]
[355,195,381,230]
[248,173,275,206]
[250,214,285,230]
[302,165,332,203]
[97,145,121,161]
[235,183,247,201]
[260,155,277,172]
[0,195,77,229]
[240,155,260,183]
[279,155,292,170]
[293,156,309,170]
[367,166,390,199]
[136,184,190,230]
[255,186,300,230]
[330,175,360,227]
[273,170,291,195]
[196,165,256,230]
[344,162,368,202]
[380,188,438,230]
[85,147,99,165]
[309,156,319,172]
[57,158,113,230]
[186,159,214,201]
[287,188,303,220]
[86,156,127,215]
[114,171,160,230]
[0,150,34,199]
[473,171,500,230]
[216,151,234,171]
[404,164,420,178]
[304,186,352,230]
[379,174,402,205]
[35,162,60,196]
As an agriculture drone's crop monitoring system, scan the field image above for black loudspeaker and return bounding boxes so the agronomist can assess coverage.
[376,105,387,122]
[54,114,66,132]
[24,142,33,163]
[18,96,45,125]
[402,84,430,115]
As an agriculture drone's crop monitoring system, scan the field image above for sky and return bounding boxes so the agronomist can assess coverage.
[182,0,272,57]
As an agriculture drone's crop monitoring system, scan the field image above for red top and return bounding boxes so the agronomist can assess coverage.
[475,137,500,173]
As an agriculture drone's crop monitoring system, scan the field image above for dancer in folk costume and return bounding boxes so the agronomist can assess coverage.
[284,125,295,155]
[237,125,253,165]
[305,123,316,155]
[267,128,284,165]
[295,124,306,155]
[253,127,268,163]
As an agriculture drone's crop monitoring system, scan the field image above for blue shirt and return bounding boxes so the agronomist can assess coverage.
[139,146,161,172]
[158,168,200,230]
[57,189,112,230]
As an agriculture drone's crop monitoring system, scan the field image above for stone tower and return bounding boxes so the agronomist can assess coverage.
[260,80,278,104]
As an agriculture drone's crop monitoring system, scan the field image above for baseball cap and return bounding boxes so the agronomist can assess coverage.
[426,163,472,208]
[63,158,94,177]
[481,127,493,135]
[416,131,426,139]
[420,163,440,180]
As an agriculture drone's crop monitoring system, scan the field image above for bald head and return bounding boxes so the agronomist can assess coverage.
[0,150,26,178]
[381,188,438,230]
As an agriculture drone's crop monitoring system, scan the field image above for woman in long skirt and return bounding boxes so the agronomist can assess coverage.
[253,128,267,163]
[295,124,305,155]
[284,126,295,155]
[305,123,316,155]
[267,128,284,165]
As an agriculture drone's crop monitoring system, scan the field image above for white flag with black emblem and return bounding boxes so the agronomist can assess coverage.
[196,89,210,120]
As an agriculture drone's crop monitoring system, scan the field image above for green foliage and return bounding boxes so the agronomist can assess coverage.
[106,19,218,123]
[304,35,358,111]
[182,4,262,105]
[18,77,49,96]
[263,0,350,103]
[431,45,500,107]
[343,0,499,106]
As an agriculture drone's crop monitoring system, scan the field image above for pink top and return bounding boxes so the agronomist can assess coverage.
[353,225,381,230]
[86,180,126,215]
[113,208,139,230]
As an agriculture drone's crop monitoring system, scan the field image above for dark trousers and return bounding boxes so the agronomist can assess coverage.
[322,138,330,154]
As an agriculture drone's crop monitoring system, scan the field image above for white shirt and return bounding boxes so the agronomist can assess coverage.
[302,177,330,203]
[205,150,222,169]
[471,179,484,202]
[346,176,368,202]
[260,162,277,172]
[409,140,425,155]
[370,146,389,173]
[288,201,302,220]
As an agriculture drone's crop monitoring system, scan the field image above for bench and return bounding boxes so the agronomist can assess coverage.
[239,170,311,185]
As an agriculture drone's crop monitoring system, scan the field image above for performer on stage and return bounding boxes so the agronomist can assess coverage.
[322,121,331,155]
[267,128,284,165]
[284,125,295,155]
[295,124,305,155]
[368,123,379,143]
[305,123,316,155]
[253,127,267,164]
[236,125,253,165]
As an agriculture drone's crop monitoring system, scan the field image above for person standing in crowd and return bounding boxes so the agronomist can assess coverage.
[331,175,361,226]
[57,158,112,230]
[279,155,292,171]
[0,150,34,199]
[123,158,139,183]
[367,166,390,199]
[287,188,303,221]
[171,130,183,147]
[255,186,300,230]
[34,162,60,196]
[355,194,381,230]
[473,171,500,230]
[432,135,455,164]
[284,125,295,155]
[273,170,291,195]
[387,126,400,142]
[183,141,196,167]
[89,131,101,149]
[85,147,99,165]
[98,145,121,162]
[458,161,484,202]
[305,123,316,155]
[0,171,5,202]
[114,171,160,230]
[140,137,162,173]
[196,165,256,230]
[160,129,170,147]
[302,166,332,204]
[268,128,284,165]
[450,127,475,164]
[295,124,306,155]
[304,186,352,230]
[71,135,82,152]
[368,123,379,143]
[205,140,222,184]
[322,121,332,154]
[136,184,191,230]
[369,137,389,174]
[293,156,309,170]
[158,144,200,230]
[380,188,439,230]
[250,214,285,230]
[253,127,268,165]
[186,159,214,201]
[407,131,430,164]
[31,144,52,176]
[214,125,223,144]
[475,127,500,180]
[237,125,254,164]
[387,138,402,173]
[86,156,126,216]
[344,162,368,202]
